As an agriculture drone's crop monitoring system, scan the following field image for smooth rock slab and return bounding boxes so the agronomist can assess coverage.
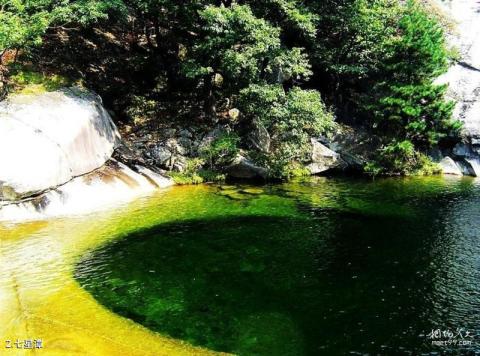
[0,160,174,221]
[0,88,120,200]
[439,156,462,176]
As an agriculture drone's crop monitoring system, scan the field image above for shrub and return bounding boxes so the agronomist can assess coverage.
[125,95,159,125]
[9,67,71,94]
[200,132,240,169]
[168,158,226,185]
[365,140,441,176]
[238,84,334,178]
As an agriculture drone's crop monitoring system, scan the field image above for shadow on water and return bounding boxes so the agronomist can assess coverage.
[75,177,480,355]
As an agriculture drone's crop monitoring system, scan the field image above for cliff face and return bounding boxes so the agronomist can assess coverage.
[435,0,480,175]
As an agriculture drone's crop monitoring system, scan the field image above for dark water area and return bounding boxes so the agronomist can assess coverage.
[75,176,480,355]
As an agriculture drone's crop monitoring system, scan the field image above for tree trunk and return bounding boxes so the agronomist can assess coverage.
[204,74,216,120]
[0,52,7,100]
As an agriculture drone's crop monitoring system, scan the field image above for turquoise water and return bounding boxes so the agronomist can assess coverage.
[75,176,480,355]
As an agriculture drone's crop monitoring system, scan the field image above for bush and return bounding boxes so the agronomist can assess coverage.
[238,84,334,178]
[125,95,159,125]
[200,132,240,169]
[364,140,441,176]
[168,158,226,185]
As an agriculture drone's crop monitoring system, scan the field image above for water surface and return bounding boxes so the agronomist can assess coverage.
[72,176,480,355]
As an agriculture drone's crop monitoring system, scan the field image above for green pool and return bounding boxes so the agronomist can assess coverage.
[75,176,480,355]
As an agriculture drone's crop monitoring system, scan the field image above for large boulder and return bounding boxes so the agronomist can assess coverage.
[152,138,188,172]
[439,156,463,175]
[248,120,271,153]
[306,138,347,174]
[0,88,120,200]
[0,160,173,221]
[226,154,268,180]
[434,0,480,173]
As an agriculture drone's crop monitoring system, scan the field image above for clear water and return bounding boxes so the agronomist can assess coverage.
[70,176,480,355]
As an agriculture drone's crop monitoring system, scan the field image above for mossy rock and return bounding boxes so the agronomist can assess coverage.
[217,189,252,200]
[240,188,264,195]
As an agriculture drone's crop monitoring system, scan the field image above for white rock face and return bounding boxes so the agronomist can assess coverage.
[439,156,462,175]
[0,88,175,221]
[0,88,120,200]
[435,0,480,139]
[0,160,173,221]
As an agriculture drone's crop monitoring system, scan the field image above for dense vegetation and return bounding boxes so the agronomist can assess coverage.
[0,0,461,177]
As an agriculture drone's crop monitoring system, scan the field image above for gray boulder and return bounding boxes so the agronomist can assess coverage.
[434,0,480,175]
[249,120,271,153]
[226,154,268,179]
[452,142,471,157]
[152,141,188,172]
[306,138,347,174]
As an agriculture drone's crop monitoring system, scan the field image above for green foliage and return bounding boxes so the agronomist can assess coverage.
[310,0,400,86]
[9,67,71,94]
[0,0,122,61]
[269,160,311,180]
[311,0,458,175]
[250,0,318,39]
[183,4,312,96]
[364,140,441,176]
[168,158,226,185]
[200,132,240,169]
[0,1,49,55]
[125,95,158,125]
[370,82,458,148]
[1,0,460,177]
[239,84,333,178]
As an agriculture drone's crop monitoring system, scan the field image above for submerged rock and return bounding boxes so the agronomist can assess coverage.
[0,88,120,200]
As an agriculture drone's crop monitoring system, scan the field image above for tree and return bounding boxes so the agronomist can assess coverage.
[0,0,123,94]
[182,4,311,117]
[363,0,461,174]
[307,0,401,110]
[238,84,334,177]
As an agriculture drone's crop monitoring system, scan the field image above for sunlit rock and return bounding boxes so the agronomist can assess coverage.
[439,156,462,175]
[0,88,120,200]
[434,0,480,158]
[432,0,480,175]
[0,88,174,221]
[0,160,173,221]
[307,138,346,175]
